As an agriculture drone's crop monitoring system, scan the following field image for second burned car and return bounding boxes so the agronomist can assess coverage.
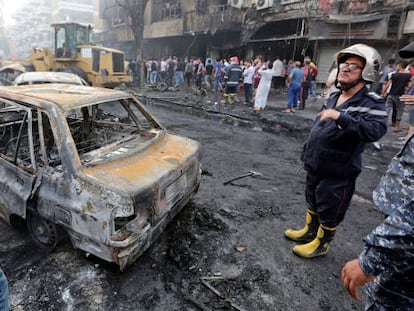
[0,84,201,270]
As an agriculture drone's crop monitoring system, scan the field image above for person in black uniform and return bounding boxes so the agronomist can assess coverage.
[284,44,388,258]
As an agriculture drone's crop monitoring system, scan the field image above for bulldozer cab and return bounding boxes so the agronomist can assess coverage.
[27,21,132,88]
[54,22,91,59]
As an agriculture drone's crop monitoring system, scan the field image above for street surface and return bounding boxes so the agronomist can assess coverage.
[0,88,400,310]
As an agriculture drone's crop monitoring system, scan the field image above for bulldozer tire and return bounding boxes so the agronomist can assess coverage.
[64,67,89,85]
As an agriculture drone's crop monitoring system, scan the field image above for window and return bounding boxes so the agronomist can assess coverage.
[65,99,159,165]
[0,106,60,172]
[152,0,182,22]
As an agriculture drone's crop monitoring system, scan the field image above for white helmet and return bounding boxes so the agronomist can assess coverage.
[335,43,381,84]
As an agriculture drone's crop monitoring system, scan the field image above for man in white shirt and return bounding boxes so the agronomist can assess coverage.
[272,57,284,94]
[243,60,255,104]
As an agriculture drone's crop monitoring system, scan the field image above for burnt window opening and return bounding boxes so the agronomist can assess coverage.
[196,0,208,15]
[111,4,128,27]
[65,99,161,165]
[152,0,182,22]
[196,0,228,15]
[0,106,60,172]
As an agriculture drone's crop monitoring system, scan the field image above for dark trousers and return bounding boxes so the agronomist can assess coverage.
[244,83,253,102]
[185,72,192,86]
[300,82,310,110]
[305,171,356,228]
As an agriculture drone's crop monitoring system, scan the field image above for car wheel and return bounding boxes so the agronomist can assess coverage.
[27,212,61,251]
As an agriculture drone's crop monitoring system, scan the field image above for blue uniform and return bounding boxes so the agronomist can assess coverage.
[0,266,7,311]
[358,135,414,310]
[301,87,387,227]
[302,87,387,177]
[224,64,243,94]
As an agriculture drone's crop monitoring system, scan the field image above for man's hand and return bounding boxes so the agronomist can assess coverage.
[318,108,340,122]
[400,94,414,104]
[341,259,375,301]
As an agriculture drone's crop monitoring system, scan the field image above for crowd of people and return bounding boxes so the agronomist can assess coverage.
[137,47,414,141]
[140,55,320,111]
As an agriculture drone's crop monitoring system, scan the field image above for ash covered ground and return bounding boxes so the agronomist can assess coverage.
[0,87,398,311]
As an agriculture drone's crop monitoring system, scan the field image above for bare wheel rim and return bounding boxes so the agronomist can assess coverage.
[27,213,59,249]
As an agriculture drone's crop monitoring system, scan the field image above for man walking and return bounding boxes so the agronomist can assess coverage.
[382,60,412,132]
[284,44,387,258]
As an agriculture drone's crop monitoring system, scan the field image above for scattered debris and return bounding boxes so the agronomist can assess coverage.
[200,277,247,311]
[223,170,262,185]
[235,245,247,252]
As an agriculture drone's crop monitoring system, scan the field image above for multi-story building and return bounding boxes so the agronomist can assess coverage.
[4,0,414,83]
[98,0,414,83]
[97,0,246,60]
[6,0,95,58]
[0,1,11,58]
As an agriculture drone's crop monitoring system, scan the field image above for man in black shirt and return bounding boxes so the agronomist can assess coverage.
[382,60,412,132]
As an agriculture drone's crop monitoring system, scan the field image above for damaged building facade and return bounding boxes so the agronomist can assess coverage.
[98,0,414,83]
[4,0,414,83]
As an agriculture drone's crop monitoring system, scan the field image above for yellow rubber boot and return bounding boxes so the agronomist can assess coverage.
[229,93,235,104]
[222,93,230,104]
[284,209,319,243]
[292,225,336,258]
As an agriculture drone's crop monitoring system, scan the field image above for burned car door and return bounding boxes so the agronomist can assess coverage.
[0,104,66,247]
[0,105,37,221]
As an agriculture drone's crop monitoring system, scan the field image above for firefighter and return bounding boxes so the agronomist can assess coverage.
[284,44,388,258]
[222,56,243,104]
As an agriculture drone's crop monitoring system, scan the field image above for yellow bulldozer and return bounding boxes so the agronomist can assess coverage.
[1,22,132,88]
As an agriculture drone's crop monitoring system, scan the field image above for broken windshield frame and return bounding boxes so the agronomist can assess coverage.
[65,98,162,165]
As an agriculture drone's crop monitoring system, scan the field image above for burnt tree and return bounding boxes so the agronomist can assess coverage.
[116,0,149,88]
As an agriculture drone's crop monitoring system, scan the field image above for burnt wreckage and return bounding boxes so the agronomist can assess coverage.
[0,84,201,270]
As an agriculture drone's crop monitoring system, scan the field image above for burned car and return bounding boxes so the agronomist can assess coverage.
[0,84,201,270]
[12,71,89,86]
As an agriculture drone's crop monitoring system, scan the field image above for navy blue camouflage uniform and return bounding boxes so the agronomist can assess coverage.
[301,87,387,227]
[0,266,7,311]
[358,135,414,310]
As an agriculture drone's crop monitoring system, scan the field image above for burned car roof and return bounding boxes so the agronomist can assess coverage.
[0,84,131,112]
[12,71,89,86]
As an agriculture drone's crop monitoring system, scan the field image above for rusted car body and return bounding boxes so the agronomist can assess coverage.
[0,84,201,270]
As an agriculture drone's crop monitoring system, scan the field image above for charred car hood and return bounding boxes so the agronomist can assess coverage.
[81,133,200,196]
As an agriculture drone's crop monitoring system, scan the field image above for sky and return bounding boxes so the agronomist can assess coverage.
[2,2,21,26]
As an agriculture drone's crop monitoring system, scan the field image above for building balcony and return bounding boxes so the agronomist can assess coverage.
[251,0,412,18]
[183,5,242,34]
